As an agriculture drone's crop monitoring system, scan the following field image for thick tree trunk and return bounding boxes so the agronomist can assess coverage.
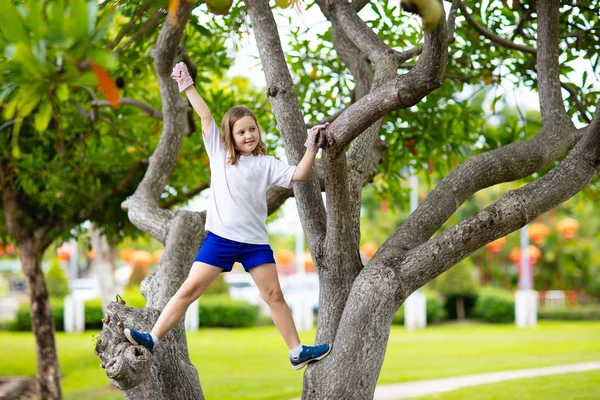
[20,241,63,400]
[95,212,206,400]
[456,297,466,320]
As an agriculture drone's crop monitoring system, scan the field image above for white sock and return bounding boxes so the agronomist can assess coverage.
[289,343,303,358]
[150,333,160,346]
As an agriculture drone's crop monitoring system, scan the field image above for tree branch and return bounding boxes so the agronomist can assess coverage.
[536,1,573,128]
[159,182,210,209]
[328,0,393,63]
[373,121,583,281]
[92,98,163,120]
[115,10,165,54]
[107,0,155,50]
[244,0,327,251]
[0,164,27,243]
[399,111,600,294]
[459,2,537,55]
[561,82,592,124]
[123,1,194,243]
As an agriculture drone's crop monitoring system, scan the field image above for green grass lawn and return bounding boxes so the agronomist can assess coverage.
[0,321,598,400]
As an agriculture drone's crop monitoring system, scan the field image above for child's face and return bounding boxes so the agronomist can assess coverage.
[231,115,260,156]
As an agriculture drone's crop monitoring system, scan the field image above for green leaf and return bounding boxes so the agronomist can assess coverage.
[56,84,69,101]
[66,0,89,42]
[70,71,96,86]
[92,5,117,42]
[48,0,66,37]
[3,100,17,120]
[0,0,28,43]
[87,0,98,36]
[17,92,42,119]
[90,49,118,70]
[34,100,53,132]
[25,1,46,41]
[11,119,23,159]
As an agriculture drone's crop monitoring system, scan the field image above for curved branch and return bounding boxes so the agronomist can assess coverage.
[244,0,327,251]
[123,1,194,243]
[561,82,592,124]
[159,182,209,209]
[115,10,165,54]
[107,0,155,50]
[328,0,393,63]
[536,1,573,128]
[399,112,600,293]
[459,2,537,55]
[92,98,163,120]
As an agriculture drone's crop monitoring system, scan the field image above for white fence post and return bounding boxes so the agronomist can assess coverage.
[185,299,199,332]
[404,290,427,330]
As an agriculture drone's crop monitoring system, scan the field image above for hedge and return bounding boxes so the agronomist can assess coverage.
[474,287,514,323]
[198,295,260,328]
[7,294,259,331]
[538,306,600,321]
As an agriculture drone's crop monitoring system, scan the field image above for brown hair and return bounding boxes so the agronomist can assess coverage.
[221,106,267,165]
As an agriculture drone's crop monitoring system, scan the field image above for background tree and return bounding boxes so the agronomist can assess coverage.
[0,1,254,398]
[436,259,479,320]
[91,1,600,400]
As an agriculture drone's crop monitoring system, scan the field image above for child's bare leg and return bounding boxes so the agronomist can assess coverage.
[249,263,301,349]
[151,262,223,340]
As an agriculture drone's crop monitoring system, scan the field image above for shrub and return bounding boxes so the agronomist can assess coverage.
[393,291,447,325]
[437,260,479,320]
[7,298,105,331]
[538,306,600,321]
[198,295,259,328]
[9,298,65,331]
[45,258,70,299]
[474,287,514,323]
[203,274,229,296]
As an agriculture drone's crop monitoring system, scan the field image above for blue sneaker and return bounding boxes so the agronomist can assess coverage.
[124,328,155,353]
[290,344,331,370]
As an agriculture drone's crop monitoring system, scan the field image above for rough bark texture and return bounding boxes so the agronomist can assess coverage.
[21,241,63,400]
[94,1,600,399]
[0,163,62,399]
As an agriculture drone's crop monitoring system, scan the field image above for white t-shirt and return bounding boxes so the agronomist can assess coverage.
[204,119,296,244]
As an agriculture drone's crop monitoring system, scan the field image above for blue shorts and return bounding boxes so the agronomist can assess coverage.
[193,231,276,272]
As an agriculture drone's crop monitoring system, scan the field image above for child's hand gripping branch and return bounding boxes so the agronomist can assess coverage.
[292,122,329,182]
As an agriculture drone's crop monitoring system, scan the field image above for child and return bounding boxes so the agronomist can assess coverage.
[124,62,331,370]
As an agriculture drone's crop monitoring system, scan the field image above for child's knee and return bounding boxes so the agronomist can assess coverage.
[261,286,285,304]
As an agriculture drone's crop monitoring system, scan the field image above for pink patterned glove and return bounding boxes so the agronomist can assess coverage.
[305,122,329,154]
[171,62,194,92]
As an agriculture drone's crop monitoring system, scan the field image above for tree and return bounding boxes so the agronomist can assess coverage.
[0,1,247,398]
[436,259,478,320]
[89,0,599,399]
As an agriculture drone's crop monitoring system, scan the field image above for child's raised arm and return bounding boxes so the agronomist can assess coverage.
[171,62,213,136]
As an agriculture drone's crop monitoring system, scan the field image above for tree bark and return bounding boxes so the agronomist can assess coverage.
[20,240,62,400]
[456,297,465,320]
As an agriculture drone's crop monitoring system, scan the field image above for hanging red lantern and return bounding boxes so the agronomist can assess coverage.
[360,242,378,260]
[528,223,549,245]
[556,218,579,240]
[57,243,72,262]
[509,245,541,266]
[485,237,507,253]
